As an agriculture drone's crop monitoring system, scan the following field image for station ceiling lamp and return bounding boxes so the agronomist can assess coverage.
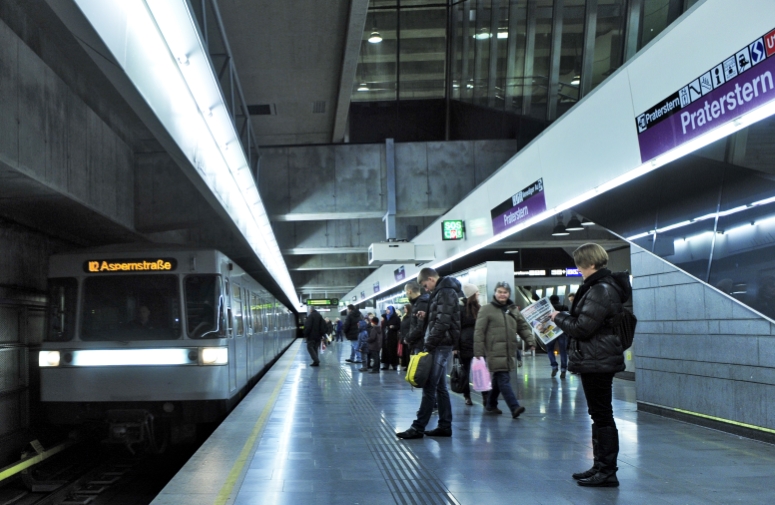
[552,215,570,236]
[368,31,382,43]
[581,217,595,227]
[566,214,584,231]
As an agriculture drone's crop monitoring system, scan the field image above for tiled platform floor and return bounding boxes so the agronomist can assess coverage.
[153,340,775,505]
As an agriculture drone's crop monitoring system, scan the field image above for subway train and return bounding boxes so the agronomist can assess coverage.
[38,246,297,451]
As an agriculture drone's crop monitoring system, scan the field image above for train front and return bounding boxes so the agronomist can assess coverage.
[39,252,229,451]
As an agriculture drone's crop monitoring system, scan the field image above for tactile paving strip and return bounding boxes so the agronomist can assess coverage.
[339,369,460,505]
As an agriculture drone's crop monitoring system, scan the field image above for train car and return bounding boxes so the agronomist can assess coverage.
[38,246,297,451]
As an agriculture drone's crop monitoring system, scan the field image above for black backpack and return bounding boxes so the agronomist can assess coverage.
[602,272,637,350]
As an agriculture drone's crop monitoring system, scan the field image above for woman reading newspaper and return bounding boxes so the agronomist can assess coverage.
[550,243,629,488]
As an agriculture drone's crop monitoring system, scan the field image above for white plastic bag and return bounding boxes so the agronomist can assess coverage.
[471,357,491,392]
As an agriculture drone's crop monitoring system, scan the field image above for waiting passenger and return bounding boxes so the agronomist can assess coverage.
[366,317,382,373]
[548,294,569,378]
[381,306,401,371]
[458,283,480,406]
[343,304,363,364]
[357,320,371,372]
[399,303,412,370]
[473,282,534,418]
[551,243,629,487]
[396,268,461,439]
[335,318,343,342]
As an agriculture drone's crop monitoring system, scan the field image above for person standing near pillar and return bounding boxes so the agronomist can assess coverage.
[343,304,363,364]
[381,306,401,370]
[551,243,628,488]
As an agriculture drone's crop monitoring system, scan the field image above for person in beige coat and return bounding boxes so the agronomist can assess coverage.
[473,282,535,418]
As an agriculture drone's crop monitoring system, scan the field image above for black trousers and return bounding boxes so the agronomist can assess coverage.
[580,372,616,428]
[306,338,320,364]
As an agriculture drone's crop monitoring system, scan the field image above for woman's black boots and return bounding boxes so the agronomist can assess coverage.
[572,424,600,480]
[577,426,619,487]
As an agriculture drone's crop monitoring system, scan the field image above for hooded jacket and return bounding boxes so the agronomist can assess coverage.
[473,298,534,372]
[342,308,362,341]
[554,269,628,374]
[424,276,462,352]
[406,292,430,352]
[367,323,383,353]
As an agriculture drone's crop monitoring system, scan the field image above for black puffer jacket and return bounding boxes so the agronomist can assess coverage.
[342,309,362,341]
[458,298,477,360]
[554,269,628,374]
[400,314,411,342]
[424,276,462,352]
[406,293,430,352]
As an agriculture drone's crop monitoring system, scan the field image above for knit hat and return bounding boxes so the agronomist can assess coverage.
[462,283,478,299]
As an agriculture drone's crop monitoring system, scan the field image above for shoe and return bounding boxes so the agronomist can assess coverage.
[560,370,566,379]
[353,360,362,364]
[345,359,353,362]
[464,396,473,406]
[577,427,619,487]
[370,369,380,373]
[396,428,424,439]
[518,361,523,367]
[512,406,525,418]
[358,367,369,372]
[310,362,319,367]
[573,424,601,481]
[424,427,452,437]
[551,368,558,377]
[485,407,503,415]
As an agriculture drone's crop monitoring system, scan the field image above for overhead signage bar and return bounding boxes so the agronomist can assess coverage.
[514,268,582,278]
[305,298,339,306]
[490,179,546,235]
[83,258,177,273]
[636,27,775,162]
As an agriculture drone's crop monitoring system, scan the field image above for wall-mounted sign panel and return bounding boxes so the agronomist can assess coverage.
[636,28,775,162]
[441,220,466,240]
[394,266,406,282]
[491,179,546,235]
[515,268,582,278]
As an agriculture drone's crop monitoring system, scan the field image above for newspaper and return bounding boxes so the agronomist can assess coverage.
[520,297,563,346]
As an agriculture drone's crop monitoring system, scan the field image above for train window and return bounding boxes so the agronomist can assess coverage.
[46,278,77,342]
[185,275,220,338]
[232,284,244,336]
[81,275,180,341]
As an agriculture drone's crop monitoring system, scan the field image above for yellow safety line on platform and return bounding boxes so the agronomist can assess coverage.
[214,343,300,505]
[640,401,775,435]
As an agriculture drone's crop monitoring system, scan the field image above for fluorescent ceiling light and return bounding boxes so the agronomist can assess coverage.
[72,0,299,307]
[570,75,581,86]
[497,32,508,39]
[357,82,369,91]
[474,32,491,40]
[504,250,519,254]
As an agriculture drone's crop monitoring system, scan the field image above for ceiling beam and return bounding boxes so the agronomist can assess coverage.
[271,208,448,221]
[332,0,370,143]
[283,247,369,255]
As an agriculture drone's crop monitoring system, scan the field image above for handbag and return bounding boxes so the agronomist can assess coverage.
[449,355,466,393]
[405,352,432,388]
[471,357,491,392]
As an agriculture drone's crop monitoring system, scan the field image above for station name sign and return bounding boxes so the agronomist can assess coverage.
[83,258,177,273]
[305,298,339,306]
[491,179,546,235]
[636,27,775,162]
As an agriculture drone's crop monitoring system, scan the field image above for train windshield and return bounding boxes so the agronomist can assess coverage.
[81,275,181,341]
[185,275,221,338]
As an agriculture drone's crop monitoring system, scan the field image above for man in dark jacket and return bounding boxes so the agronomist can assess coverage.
[404,281,430,354]
[342,305,363,363]
[397,268,461,439]
[303,307,326,366]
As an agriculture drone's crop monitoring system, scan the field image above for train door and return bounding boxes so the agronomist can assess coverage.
[232,283,247,388]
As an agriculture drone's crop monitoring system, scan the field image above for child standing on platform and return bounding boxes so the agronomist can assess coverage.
[367,317,383,373]
[357,320,370,372]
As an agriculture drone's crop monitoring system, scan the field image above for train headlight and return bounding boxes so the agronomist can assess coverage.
[39,351,61,367]
[200,347,228,365]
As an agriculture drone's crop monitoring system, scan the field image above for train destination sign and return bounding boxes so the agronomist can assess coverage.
[441,220,466,240]
[490,179,546,235]
[636,27,775,162]
[83,258,177,273]
[305,298,339,306]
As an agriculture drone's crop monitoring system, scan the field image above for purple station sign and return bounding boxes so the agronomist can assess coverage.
[637,28,775,162]
[490,179,546,235]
